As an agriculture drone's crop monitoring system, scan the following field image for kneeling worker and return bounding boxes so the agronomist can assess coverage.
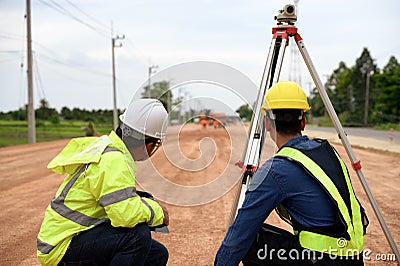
[37,99,169,266]
[215,81,368,265]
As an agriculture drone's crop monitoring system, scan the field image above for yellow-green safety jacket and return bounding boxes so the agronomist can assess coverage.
[274,141,368,256]
[37,131,164,265]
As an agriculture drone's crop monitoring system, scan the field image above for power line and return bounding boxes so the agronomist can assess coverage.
[63,0,111,33]
[19,63,26,107]
[4,0,152,114]
[38,59,109,86]
[19,8,27,113]
[31,40,110,77]
[33,52,46,101]
[122,38,149,67]
[36,0,110,39]
[0,58,20,63]
[36,53,110,77]
[33,1,150,70]
[1,39,112,89]
[0,32,24,41]
[0,50,23,54]
[33,1,149,70]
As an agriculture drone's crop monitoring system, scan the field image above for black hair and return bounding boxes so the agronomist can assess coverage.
[269,109,304,136]
[116,125,123,138]
[145,136,160,145]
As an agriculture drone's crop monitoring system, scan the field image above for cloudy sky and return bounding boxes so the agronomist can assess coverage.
[1,0,399,115]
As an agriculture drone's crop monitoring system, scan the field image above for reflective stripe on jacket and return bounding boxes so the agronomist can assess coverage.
[37,131,164,265]
[275,144,366,256]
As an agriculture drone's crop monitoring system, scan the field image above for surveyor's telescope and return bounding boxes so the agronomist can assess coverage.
[274,4,297,25]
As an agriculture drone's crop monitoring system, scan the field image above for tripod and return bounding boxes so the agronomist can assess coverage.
[227,4,399,262]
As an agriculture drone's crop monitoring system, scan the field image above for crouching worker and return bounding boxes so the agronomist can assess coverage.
[37,99,169,266]
[215,81,368,265]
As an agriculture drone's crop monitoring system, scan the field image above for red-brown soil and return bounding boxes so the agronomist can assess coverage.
[0,125,398,265]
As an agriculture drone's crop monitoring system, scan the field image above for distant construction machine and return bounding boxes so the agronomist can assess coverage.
[198,110,227,128]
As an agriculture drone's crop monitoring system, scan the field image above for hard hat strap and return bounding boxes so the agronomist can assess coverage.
[121,124,145,140]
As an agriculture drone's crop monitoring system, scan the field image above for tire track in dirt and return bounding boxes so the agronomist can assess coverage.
[0,140,69,265]
[152,125,232,186]
[1,129,399,265]
[135,124,247,206]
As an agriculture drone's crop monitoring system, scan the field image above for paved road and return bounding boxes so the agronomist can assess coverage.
[306,125,400,142]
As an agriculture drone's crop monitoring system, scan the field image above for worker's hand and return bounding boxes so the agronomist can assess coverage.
[158,202,169,226]
[235,160,244,169]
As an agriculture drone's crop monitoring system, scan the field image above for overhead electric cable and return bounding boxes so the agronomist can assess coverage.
[33,52,47,101]
[35,1,150,68]
[0,32,24,41]
[36,0,109,39]
[63,0,110,32]
[122,38,149,67]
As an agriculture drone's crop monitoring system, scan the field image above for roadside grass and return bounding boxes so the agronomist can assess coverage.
[1,118,398,148]
[0,120,113,147]
[374,123,400,131]
[310,116,399,130]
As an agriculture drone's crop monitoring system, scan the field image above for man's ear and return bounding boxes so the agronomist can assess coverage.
[145,142,154,152]
[265,117,272,131]
[301,116,306,131]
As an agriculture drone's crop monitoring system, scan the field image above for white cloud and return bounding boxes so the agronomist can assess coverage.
[0,0,399,112]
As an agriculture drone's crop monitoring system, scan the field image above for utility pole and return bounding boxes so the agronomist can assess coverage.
[364,59,371,126]
[148,64,158,98]
[180,88,184,123]
[184,91,189,122]
[111,31,124,130]
[26,0,36,143]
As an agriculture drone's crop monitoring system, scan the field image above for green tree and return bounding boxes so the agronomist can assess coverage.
[60,106,73,120]
[309,87,325,117]
[371,56,400,123]
[11,108,26,120]
[140,80,184,121]
[36,99,58,120]
[327,61,353,115]
[351,48,378,125]
[236,104,253,122]
[322,48,378,126]
[309,61,353,123]
[141,81,173,112]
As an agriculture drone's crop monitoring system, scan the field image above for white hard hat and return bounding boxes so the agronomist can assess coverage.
[119,99,168,140]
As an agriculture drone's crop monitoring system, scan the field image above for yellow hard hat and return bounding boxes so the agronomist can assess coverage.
[262,81,311,112]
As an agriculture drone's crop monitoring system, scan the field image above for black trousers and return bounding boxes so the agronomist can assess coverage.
[58,222,168,266]
[242,224,364,266]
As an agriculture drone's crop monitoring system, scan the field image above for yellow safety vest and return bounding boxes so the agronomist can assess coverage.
[275,145,367,256]
[37,131,164,265]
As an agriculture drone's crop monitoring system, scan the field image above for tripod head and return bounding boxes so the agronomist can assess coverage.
[274,4,297,26]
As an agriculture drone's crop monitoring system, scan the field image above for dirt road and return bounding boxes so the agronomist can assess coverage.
[0,124,398,265]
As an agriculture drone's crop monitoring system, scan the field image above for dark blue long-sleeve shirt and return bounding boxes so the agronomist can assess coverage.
[215,136,338,266]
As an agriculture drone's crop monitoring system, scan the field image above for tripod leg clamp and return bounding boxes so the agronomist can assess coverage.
[352,160,362,171]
